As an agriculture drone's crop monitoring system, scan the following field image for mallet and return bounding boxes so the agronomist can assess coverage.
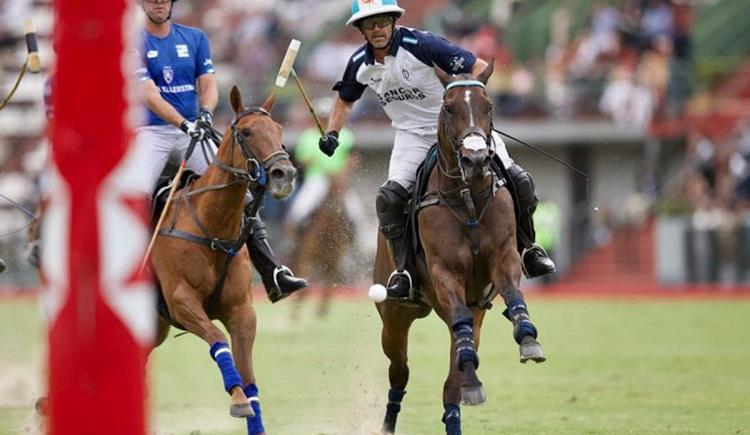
[24,19,41,73]
[275,39,326,137]
[0,19,42,111]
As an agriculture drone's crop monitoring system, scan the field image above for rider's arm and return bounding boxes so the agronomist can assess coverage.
[326,95,354,133]
[141,79,186,127]
[197,73,218,113]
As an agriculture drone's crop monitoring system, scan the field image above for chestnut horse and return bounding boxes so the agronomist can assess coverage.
[374,66,545,435]
[151,86,297,434]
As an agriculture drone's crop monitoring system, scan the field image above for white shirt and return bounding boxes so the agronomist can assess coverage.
[334,27,477,134]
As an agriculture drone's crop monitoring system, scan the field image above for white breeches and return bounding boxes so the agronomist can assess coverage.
[387,129,514,190]
[130,125,216,197]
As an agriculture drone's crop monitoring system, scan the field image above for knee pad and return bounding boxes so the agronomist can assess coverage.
[376,180,410,239]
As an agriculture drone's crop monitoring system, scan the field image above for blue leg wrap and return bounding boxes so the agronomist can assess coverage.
[442,403,461,435]
[210,342,243,393]
[502,300,538,344]
[383,388,406,432]
[243,384,265,435]
[452,320,479,371]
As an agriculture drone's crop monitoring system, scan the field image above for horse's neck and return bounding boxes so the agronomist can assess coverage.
[190,139,248,238]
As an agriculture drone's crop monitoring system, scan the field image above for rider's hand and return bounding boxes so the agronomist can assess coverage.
[198,108,213,128]
[180,119,207,141]
[318,131,339,157]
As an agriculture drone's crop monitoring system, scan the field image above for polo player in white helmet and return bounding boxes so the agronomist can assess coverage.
[319,0,557,301]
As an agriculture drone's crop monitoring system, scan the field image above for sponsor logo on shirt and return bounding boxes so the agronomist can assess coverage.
[159,84,196,94]
[147,50,158,59]
[377,87,426,106]
[450,56,465,72]
[162,66,174,84]
[176,44,189,58]
[203,59,213,66]
[370,76,382,85]
[402,68,410,81]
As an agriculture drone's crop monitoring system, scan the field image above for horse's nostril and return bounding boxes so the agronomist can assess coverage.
[271,168,286,180]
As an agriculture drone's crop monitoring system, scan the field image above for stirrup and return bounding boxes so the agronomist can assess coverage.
[386,270,421,306]
[387,269,413,291]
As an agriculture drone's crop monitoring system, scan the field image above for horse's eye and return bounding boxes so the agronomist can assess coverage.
[241,128,252,137]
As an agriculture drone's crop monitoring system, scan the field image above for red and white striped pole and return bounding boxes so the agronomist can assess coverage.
[44,1,154,434]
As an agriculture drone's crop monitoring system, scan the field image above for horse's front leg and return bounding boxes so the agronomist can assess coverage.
[490,250,545,363]
[223,297,265,435]
[430,262,486,435]
[168,283,254,419]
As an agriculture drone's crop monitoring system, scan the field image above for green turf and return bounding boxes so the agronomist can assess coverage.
[1,298,749,434]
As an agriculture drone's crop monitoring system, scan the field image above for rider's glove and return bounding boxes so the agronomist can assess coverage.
[180,119,207,141]
[198,108,213,128]
[318,130,339,157]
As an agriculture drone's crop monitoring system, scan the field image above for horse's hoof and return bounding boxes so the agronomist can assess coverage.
[519,336,546,364]
[230,402,255,418]
[460,382,486,406]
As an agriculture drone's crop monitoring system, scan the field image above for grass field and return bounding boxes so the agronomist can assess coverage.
[0,296,749,434]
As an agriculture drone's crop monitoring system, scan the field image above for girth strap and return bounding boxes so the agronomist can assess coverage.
[416,186,494,257]
[157,228,240,256]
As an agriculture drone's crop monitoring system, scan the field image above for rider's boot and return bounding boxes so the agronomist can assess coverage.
[245,215,307,303]
[507,164,556,278]
[376,181,419,305]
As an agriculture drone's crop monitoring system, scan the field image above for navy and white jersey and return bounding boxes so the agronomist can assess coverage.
[334,27,476,133]
[137,23,215,126]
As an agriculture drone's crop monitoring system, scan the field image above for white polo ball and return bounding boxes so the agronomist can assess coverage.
[368,284,388,303]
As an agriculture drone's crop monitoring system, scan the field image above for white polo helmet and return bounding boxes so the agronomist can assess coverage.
[346,0,405,27]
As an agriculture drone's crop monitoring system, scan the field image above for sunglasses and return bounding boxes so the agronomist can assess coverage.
[360,15,394,31]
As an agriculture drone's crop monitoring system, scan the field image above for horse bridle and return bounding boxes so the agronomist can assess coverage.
[206,106,292,185]
[438,80,495,183]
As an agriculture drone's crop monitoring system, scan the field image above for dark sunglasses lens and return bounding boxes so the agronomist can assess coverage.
[364,16,391,30]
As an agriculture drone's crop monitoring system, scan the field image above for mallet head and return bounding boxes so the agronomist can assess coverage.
[275,39,301,88]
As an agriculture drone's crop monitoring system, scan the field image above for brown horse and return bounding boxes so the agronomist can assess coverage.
[373,65,545,435]
[151,86,296,434]
[289,173,356,318]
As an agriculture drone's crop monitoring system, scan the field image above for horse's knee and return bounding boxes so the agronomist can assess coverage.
[170,294,226,344]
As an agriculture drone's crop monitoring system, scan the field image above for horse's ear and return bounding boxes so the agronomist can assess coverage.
[476,59,494,85]
[230,85,243,114]
[434,65,452,88]
[261,91,276,113]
